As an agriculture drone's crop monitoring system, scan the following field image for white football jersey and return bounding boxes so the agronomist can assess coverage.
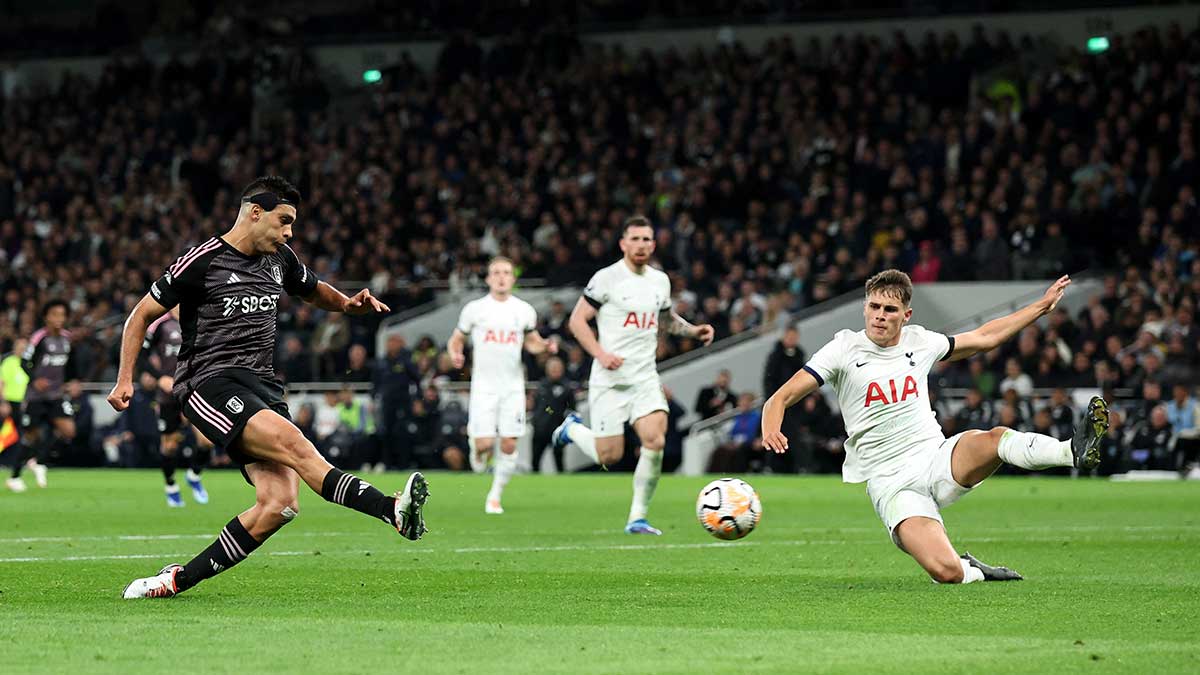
[583,260,672,387]
[456,294,537,392]
[803,324,955,483]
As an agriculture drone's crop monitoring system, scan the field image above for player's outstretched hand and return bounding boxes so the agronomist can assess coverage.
[598,351,624,370]
[695,324,715,346]
[762,429,789,454]
[1041,274,1071,313]
[344,289,391,315]
[107,381,133,412]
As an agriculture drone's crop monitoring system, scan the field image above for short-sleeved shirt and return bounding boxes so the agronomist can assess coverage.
[802,325,955,483]
[142,314,183,378]
[21,329,72,402]
[582,260,672,387]
[455,294,537,393]
[150,236,319,396]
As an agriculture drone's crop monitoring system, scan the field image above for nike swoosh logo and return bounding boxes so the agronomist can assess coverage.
[856,361,867,368]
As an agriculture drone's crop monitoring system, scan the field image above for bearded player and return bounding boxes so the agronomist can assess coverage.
[447,256,556,514]
[762,270,1109,583]
[553,216,713,535]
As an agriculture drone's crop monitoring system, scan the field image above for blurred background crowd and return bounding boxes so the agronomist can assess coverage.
[1,2,1197,477]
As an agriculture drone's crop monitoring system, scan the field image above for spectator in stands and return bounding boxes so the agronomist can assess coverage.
[954,388,992,432]
[707,393,762,474]
[374,334,420,470]
[967,358,997,400]
[530,356,577,473]
[435,399,469,471]
[343,344,373,383]
[1125,405,1176,471]
[762,326,806,398]
[999,357,1034,399]
[1166,383,1200,467]
[1046,388,1076,439]
[696,369,736,421]
[788,390,845,474]
[661,385,687,474]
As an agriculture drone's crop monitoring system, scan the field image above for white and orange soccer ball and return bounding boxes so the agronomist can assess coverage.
[696,478,762,540]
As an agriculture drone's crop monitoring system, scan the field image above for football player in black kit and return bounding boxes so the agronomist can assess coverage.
[7,300,77,492]
[110,176,429,599]
[143,306,214,507]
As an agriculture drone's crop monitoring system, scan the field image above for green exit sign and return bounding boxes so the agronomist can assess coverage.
[362,69,382,83]
[1087,36,1110,54]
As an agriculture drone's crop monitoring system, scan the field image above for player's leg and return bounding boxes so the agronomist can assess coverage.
[30,407,74,486]
[626,410,667,535]
[467,389,497,472]
[160,430,184,507]
[237,409,426,539]
[486,437,518,514]
[553,386,624,467]
[184,374,428,540]
[184,424,212,504]
[7,415,38,488]
[123,461,298,598]
[894,517,978,583]
[951,396,1110,487]
[485,393,527,513]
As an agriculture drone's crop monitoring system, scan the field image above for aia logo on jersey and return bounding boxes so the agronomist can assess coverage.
[622,312,658,330]
[483,329,518,345]
[864,375,919,407]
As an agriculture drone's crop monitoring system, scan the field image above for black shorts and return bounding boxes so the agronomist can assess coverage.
[20,398,74,432]
[178,369,290,466]
[157,392,184,435]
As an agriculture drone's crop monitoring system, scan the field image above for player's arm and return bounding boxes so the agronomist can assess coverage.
[108,294,169,411]
[523,330,557,355]
[568,296,622,370]
[760,368,821,454]
[303,281,390,315]
[658,308,715,345]
[946,275,1071,362]
[447,328,468,369]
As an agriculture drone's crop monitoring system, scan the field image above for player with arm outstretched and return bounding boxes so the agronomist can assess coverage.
[552,216,714,535]
[762,269,1109,583]
[142,306,214,507]
[447,256,556,514]
[110,176,430,599]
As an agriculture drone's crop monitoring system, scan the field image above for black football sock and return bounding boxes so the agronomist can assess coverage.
[188,445,211,475]
[320,468,396,527]
[10,441,30,478]
[161,452,177,486]
[175,517,261,592]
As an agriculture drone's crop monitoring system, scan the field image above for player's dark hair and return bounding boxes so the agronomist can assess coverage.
[865,269,913,306]
[621,215,653,236]
[241,175,301,208]
[41,298,69,319]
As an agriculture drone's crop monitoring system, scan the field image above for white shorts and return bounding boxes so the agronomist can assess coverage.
[865,432,973,547]
[587,377,668,437]
[467,388,527,439]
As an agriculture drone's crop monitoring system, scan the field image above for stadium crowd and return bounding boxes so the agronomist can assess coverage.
[1,20,1198,475]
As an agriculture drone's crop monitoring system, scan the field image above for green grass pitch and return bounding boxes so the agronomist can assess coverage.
[2,469,1198,674]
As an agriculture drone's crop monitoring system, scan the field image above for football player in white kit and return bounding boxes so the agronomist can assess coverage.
[448,257,556,514]
[553,216,714,535]
[762,269,1109,583]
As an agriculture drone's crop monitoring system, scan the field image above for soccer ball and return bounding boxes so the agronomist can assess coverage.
[696,478,762,540]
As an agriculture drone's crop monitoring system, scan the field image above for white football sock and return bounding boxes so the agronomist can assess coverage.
[487,450,516,503]
[628,447,664,523]
[960,558,984,583]
[467,436,489,474]
[567,420,600,464]
[997,429,1072,470]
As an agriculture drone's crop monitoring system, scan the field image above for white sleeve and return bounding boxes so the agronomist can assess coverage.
[523,302,538,333]
[583,269,609,307]
[803,331,847,388]
[659,273,672,311]
[913,325,955,364]
[456,302,475,335]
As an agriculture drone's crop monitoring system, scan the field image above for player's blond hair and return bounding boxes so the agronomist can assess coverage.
[865,269,913,306]
[487,256,514,273]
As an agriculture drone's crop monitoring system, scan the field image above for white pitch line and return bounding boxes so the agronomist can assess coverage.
[3,522,1194,546]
